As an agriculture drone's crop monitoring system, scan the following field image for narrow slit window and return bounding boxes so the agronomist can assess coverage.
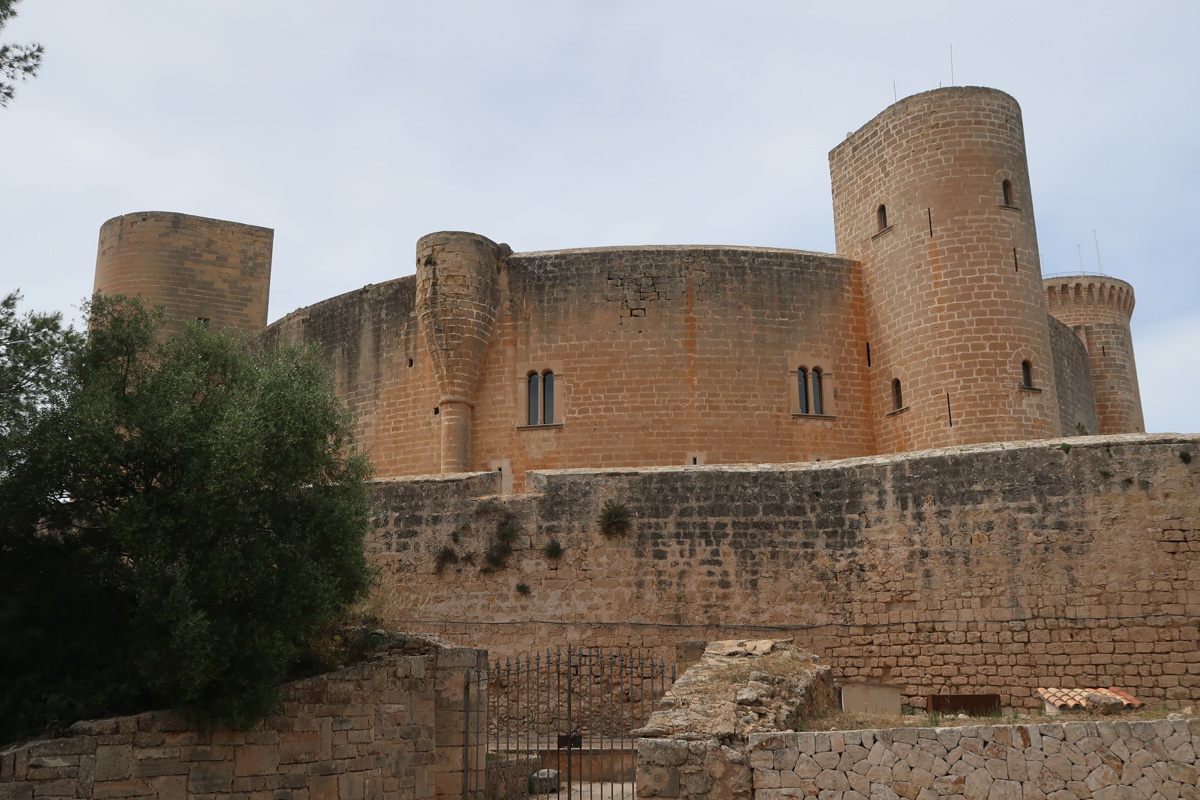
[527,372,540,425]
[798,368,809,414]
[877,204,888,231]
[1021,360,1033,388]
[542,371,555,424]
[1002,179,1013,206]
[892,378,903,411]
[812,369,824,415]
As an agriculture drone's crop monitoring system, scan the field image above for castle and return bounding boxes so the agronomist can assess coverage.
[83,86,1200,711]
[93,86,1145,492]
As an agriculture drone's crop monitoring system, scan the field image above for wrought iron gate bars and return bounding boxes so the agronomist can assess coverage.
[462,647,675,800]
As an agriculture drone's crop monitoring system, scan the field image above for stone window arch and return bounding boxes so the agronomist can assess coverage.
[877,204,888,231]
[892,378,904,411]
[1002,179,1014,206]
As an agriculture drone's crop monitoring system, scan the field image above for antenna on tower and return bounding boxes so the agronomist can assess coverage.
[893,81,897,102]
[1093,229,1104,274]
[950,45,955,86]
[1077,244,1084,273]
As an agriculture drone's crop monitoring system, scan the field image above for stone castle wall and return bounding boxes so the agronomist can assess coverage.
[1047,316,1099,437]
[370,434,1200,710]
[94,212,273,335]
[259,277,443,478]
[267,244,878,489]
[0,640,487,800]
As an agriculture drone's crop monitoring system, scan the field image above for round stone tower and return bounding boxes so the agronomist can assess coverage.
[829,86,1059,452]
[415,231,503,473]
[1043,275,1143,434]
[94,211,273,334]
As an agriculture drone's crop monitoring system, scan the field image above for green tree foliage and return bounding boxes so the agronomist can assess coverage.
[0,0,42,107]
[0,291,80,457]
[0,294,374,743]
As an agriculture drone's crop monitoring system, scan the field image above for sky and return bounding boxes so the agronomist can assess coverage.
[2,0,1197,434]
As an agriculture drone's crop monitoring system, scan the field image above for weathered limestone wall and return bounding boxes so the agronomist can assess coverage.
[0,641,487,800]
[1047,316,1099,437]
[370,434,1200,710]
[263,244,875,488]
[260,278,442,478]
[471,245,875,485]
[745,718,1199,800]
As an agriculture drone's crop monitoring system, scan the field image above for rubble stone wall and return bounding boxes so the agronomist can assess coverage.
[0,643,487,800]
[745,718,1200,800]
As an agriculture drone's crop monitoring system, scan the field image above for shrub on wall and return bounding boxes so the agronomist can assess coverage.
[483,514,519,570]
[598,500,632,537]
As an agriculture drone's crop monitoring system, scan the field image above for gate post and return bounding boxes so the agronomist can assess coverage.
[432,646,488,800]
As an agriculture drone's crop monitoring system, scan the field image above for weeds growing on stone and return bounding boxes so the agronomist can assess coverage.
[599,500,632,537]
[483,514,519,569]
[543,539,564,559]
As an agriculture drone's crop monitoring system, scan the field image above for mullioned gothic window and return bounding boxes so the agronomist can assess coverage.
[795,365,831,417]
[525,370,555,426]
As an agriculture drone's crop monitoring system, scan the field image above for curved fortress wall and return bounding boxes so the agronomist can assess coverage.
[258,277,441,477]
[94,211,272,334]
[1044,275,1144,434]
[830,87,1059,452]
[264,244,878,486]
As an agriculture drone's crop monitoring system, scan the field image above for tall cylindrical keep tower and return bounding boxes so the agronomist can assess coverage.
[829,87,1059,452]
[415,232,503,473]
[1043,276,1143,434]
[94,212,273,334]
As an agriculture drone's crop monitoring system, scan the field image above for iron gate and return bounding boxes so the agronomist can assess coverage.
[463,648,675,800]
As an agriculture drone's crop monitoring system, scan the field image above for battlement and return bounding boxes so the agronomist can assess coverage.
[1044,274,1136,322]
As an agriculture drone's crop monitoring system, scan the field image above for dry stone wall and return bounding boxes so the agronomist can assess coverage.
[746,718,1199,800]
[370,434,1200,710]
[0,639,487,800]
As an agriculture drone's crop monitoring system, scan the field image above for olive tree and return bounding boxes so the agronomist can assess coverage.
[0,294,373,742]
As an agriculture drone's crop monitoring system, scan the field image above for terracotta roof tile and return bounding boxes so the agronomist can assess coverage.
[1036,687,1143,710]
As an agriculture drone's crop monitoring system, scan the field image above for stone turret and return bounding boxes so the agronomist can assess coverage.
[1044,275,1143,434]
[830,86,1059,452]
[94,211,272,335]
[415,232,504,473]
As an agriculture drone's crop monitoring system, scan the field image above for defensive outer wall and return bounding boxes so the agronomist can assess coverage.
[369,434,1200,711]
